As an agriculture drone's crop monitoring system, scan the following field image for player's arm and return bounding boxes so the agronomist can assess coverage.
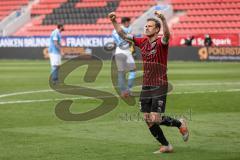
[108,12,133,42]
[54,40,61,50]
[53,31,61,51]
[54,40,64,55]
[155,11,170,45]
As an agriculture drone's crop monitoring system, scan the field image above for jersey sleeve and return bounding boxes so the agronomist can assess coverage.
[158,37,169,50]
[112,30,119,44]
[52,31,58,41]
[161,35,169,46]
[133,37,146,48]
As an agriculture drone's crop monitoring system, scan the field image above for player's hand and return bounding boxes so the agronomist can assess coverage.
[155,11,165,20]
[108,12,116,21]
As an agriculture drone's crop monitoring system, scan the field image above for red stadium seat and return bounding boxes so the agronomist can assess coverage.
[15,0,157,36]
[171,0,240,38]
[0,0,29,20]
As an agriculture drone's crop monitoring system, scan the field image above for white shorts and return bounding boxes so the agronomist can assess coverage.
[49,53,61,66]
[114,47,135,71]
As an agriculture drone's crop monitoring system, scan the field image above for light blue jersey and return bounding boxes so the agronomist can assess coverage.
[48,29,61,54]
[112,26,132,47]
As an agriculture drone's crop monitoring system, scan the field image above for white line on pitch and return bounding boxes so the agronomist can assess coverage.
[173,82,240,86]
[1,81,240,99]
[0,89,240,105]
[0,87,108,98]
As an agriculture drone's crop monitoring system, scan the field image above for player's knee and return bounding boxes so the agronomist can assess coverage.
[150,114,156,123]
[143,113,150,122]
[150,112,162,124]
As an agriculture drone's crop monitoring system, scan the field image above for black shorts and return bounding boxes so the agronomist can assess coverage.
[139,85,168,113]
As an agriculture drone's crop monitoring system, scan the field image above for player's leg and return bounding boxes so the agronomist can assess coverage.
[140,86,172,153]
[115,54,128,97]
[128,70,135,90]
[51,65,59,82]
[152,86,189,142]
[149,86,175,153]
[126,53,136,93]
[149,110,174,153]
[146,114,170,147]
[49,53,61,84]
[149,112,173,153]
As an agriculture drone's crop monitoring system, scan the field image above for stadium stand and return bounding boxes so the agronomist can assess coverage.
[4,0,239,46]
[0,0,29,20]
[171,0,240,34]
[15,0,157,36]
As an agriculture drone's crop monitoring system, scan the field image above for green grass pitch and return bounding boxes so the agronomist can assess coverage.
[0,60,240,160]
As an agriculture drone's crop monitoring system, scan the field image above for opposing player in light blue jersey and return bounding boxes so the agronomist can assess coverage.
[112,17,136,98]
[48,24,64,84]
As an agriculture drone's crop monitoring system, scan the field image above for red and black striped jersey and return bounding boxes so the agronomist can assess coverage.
[133,36,168,86]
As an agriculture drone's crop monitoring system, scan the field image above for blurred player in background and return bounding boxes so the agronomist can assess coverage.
[109,11,189,153]
[204,34,212,46]
[184,35,194,46]
[48,24,64,84]
[112,17,136,98]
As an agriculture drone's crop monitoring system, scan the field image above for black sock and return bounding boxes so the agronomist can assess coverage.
[149,124,169,146]
[160,116,182,128]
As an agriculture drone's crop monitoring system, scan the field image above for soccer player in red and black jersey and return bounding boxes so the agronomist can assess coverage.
[109,11,189,153]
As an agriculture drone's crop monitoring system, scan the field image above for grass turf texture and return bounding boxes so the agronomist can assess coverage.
[0,60,240,160]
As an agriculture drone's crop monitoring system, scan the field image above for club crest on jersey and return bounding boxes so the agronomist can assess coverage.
[158,100,164,107]
[150,49,157,55]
